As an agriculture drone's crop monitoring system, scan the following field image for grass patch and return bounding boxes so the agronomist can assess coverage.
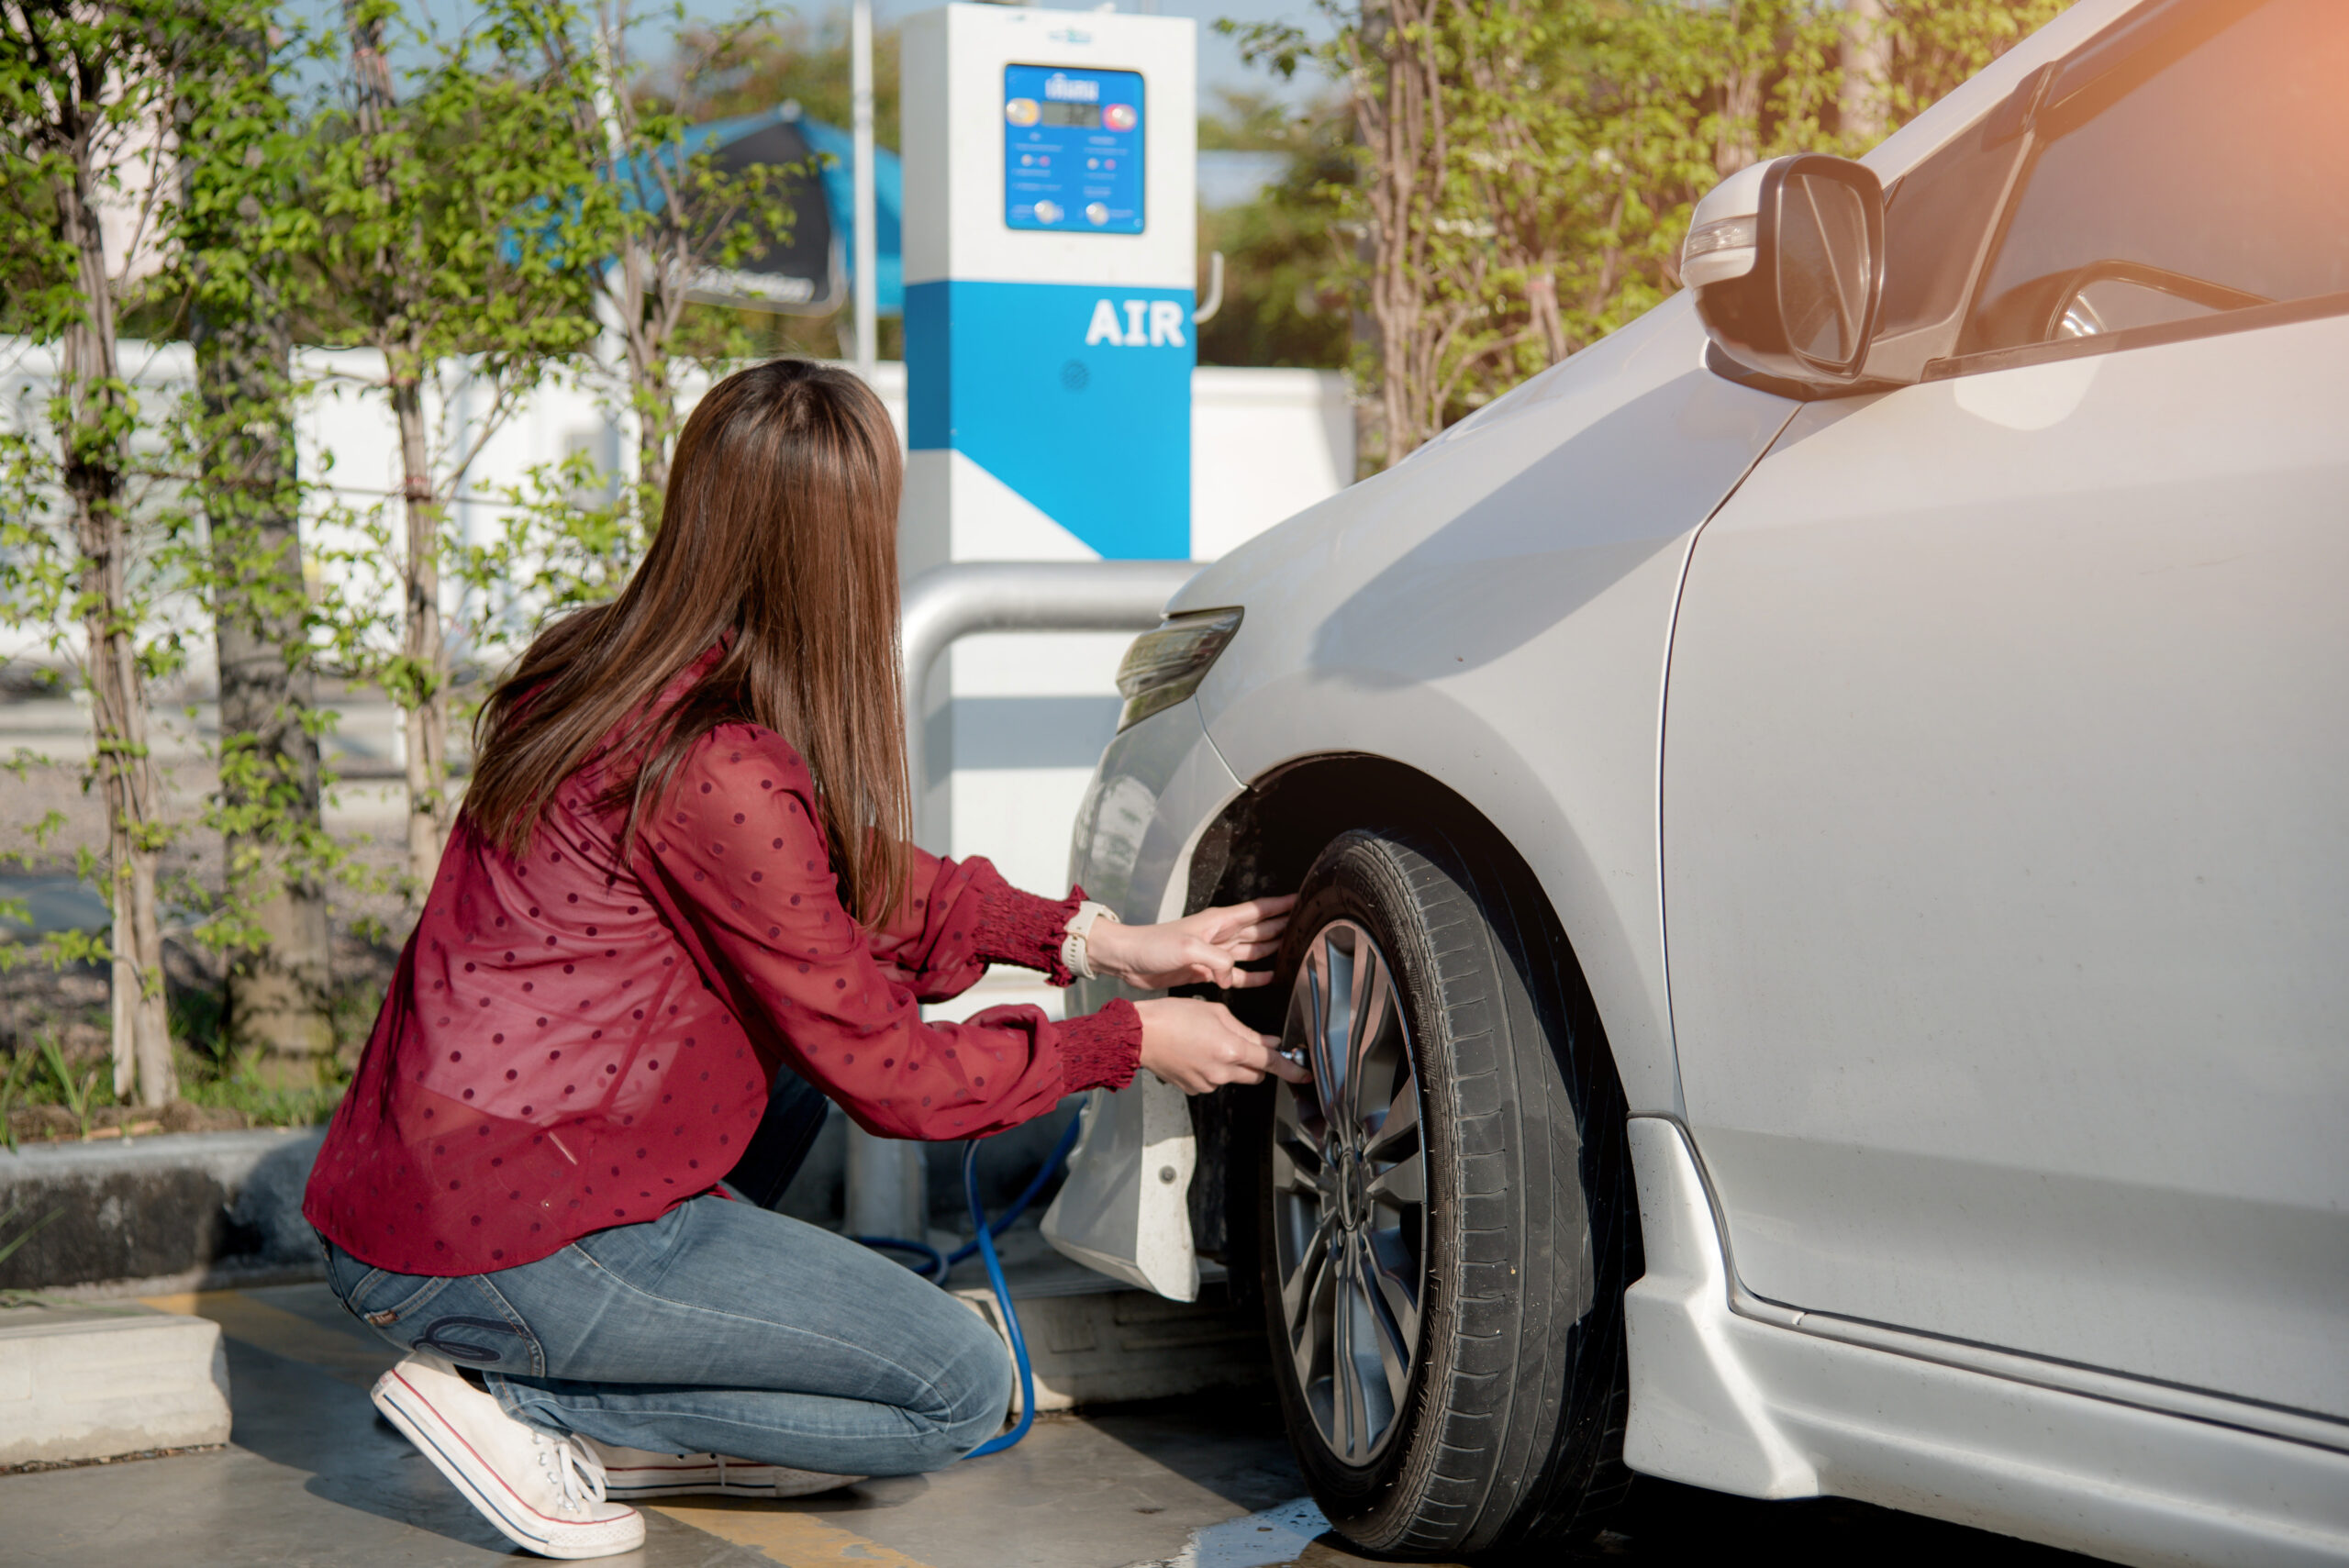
[4,944,383,1141]
[176,1053,348,1129]
[3,1021,354,1142]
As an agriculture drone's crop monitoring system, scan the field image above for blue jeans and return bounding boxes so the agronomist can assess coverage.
[321,1070,1011,1474]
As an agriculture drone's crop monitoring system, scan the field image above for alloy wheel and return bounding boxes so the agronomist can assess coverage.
[1270,919,1428,1466]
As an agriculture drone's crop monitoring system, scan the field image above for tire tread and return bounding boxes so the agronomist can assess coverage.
[1262,828,1633,1559]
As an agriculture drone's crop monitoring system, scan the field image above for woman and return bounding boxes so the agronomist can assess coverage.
[303,360,1305,1560]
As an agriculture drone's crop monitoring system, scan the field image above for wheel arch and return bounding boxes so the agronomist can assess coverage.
[1186,753,1610,1041]
[1176,751,1642,1291]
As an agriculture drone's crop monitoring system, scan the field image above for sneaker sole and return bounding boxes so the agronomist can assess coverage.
[373,1368,646,1561]
[605,1473,864,1502]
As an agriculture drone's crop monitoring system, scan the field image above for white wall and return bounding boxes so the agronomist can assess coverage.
[925,366,1352,917]
[0,344,1352,909]
[1192,367,1353,562]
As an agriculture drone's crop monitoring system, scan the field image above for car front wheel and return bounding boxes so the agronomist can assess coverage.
[1259,827,1634,1558]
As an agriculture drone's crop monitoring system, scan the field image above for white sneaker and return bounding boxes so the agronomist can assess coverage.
[372,1351,646,1560]
[586,1439,866,1501]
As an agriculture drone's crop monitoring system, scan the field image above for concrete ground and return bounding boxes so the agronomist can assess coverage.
[0,1281,2100,1568]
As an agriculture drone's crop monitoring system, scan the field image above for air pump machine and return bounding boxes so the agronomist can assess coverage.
[857,6,1200,1450]
[900,3,1197,573]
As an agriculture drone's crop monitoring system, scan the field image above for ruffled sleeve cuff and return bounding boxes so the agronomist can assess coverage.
[1057,996,1143,1093]
[972,880,1090,984]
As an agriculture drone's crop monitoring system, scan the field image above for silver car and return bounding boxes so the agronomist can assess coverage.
[1041,0,2349,1561]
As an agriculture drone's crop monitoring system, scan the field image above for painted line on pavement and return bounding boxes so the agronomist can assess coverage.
[652,1498,940,1566]
[144,1287,936,1567]
[140,1289,396,1387]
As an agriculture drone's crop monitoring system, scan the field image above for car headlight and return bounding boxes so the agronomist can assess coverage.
[1114,608,1242,732]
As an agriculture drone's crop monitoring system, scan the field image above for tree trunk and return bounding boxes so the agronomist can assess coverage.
[1841,0,1893,146]
[1526,270,1568,366]
[1356,0,1451,471]
[634,365,674,512]
[347,1,451,896]
[1348,217,1384,480]
[567,17,677,525]
[55,161,174,1108]
[391,373,450,895]
[621,306,676,513]
[195,288,333,1081]
[1716,63,1764,178]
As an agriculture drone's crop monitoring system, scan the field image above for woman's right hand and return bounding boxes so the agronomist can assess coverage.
[1133,996,1311,1095]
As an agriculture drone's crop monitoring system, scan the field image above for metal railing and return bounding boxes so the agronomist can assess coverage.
[844,559,1201,1240]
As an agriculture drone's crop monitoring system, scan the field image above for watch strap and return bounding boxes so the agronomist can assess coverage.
[1061,900,1119,982]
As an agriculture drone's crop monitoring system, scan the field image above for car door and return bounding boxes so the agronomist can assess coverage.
[1661,0,2349,1421]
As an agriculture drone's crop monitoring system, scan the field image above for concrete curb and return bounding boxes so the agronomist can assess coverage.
[0,1127,326,1294]
[940,1227,1267,1414]
[0,1301,232,1465]
[0,1112,1261,1417]
[956,1281,1268,1415]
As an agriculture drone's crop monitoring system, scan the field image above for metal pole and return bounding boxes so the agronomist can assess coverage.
[841,561,1198,1242]
[899,560,1201,850]
[843,1125,927,1242]
[851,0,878,384]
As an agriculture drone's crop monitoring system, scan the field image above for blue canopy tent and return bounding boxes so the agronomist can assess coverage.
[629,106,902,317]
[796,115,903,317]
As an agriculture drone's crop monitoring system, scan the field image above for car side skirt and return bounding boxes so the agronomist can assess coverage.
[1627,1118,2349,1566]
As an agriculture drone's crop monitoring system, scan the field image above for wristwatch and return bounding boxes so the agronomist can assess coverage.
[1061,901,1119,982]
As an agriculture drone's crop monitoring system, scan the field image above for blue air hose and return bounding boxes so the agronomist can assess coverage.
[852,1110,1086,1456]
[853,1234,947,1276]
[958,1139,1040,1458]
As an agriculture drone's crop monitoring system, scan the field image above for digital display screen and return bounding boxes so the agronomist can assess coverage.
[1004,64,1144,235]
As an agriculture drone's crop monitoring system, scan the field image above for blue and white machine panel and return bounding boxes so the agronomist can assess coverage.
[1003,65,1145,235]
[906,279,1189,561]
[903,5,1196,567]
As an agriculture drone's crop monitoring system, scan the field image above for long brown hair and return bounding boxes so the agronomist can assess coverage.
[464,360,909,923]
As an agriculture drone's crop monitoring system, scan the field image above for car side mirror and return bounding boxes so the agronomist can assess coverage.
[1686,153,1886,390]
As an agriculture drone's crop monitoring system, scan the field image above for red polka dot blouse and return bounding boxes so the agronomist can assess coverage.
[302,711,1141,1277]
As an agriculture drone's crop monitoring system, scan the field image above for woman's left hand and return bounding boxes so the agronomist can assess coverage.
[1083,895,1297,992]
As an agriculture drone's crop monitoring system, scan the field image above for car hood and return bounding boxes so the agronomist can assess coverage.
[1169,292,1749,632]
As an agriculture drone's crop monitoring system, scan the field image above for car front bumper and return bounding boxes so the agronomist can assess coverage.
[1041,698,1247,1300]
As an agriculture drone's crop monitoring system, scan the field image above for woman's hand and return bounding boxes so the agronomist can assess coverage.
[1135,996,1310,1094]
[1083,895,1297,992]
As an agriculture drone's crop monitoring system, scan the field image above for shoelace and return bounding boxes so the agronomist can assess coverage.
[533,1431,611,1514]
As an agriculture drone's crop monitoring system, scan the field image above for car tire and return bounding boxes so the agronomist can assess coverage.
[1256,827,1634,1558]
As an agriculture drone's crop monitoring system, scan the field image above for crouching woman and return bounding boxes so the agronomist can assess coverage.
[302,360,1303,1559]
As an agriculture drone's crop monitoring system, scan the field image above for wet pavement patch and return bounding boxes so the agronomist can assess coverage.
[1131,1496,1333,1568]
